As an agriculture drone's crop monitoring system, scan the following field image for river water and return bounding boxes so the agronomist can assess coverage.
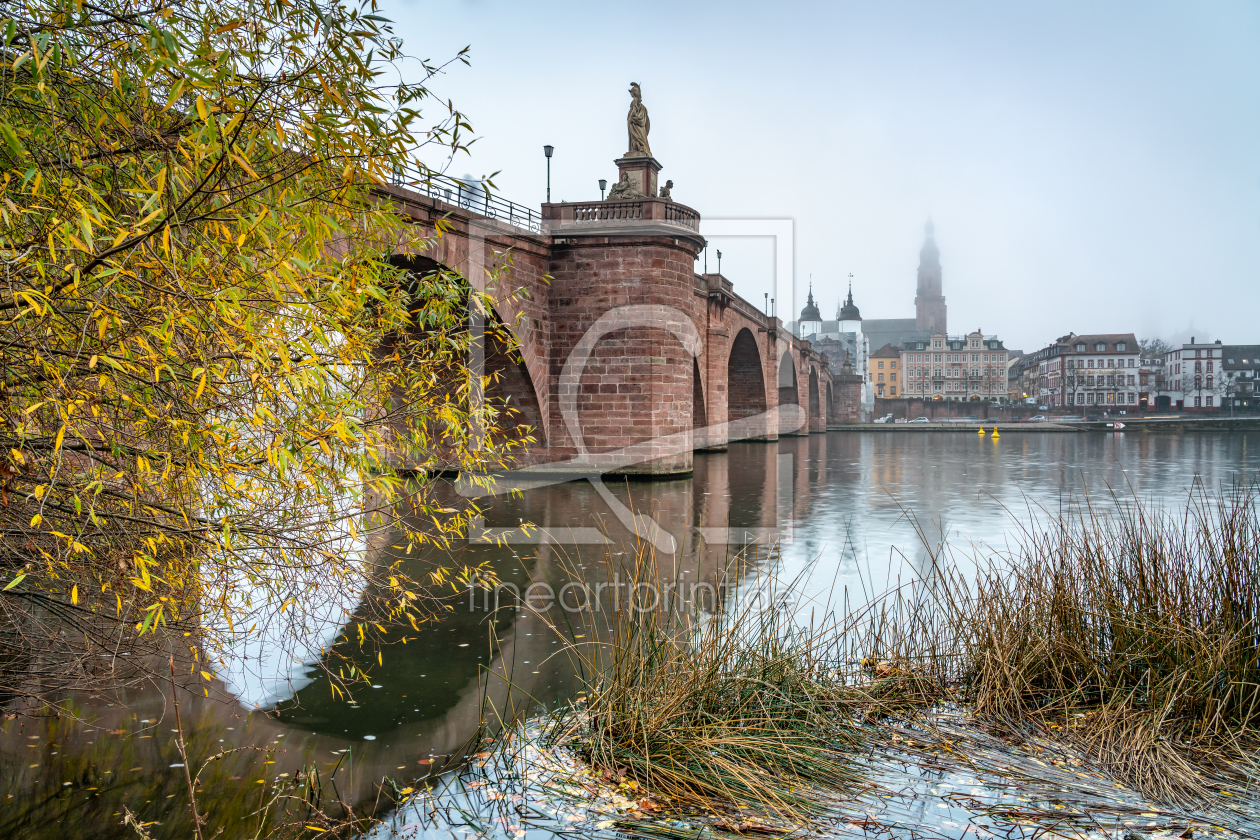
[2,431,1257,838]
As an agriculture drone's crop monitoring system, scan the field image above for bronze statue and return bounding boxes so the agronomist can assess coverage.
[627,82,651,157]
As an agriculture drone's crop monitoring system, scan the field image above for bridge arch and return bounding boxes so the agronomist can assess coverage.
[486,306,548,448]
[389,254,549,449]
[826,381,835,426]
[692,357,708,430]
[727,328,767,441]
[808,367,821,432]
[778,351,800,436]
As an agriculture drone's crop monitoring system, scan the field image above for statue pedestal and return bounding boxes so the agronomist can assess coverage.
[614,156,662,199]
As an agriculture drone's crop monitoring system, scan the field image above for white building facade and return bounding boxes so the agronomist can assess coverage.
[1160,338,1225,410]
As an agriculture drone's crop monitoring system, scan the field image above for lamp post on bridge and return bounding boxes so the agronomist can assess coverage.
[716,249,722,276]
[543,145,554,203]
[598,179,606,200]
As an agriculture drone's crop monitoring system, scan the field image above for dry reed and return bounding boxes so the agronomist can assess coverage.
[936,485,1260,805]
[540,536,941,828]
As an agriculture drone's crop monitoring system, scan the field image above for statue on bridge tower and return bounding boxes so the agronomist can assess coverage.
[627,82,651,157]
[609,82,664,201]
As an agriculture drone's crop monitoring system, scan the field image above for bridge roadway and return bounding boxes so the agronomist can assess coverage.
[374,182,849,476]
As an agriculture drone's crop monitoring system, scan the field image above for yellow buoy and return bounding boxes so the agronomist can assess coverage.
[991,427,1000,438]
[978,426,985,435]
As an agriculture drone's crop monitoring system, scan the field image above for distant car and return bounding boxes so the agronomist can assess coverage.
[909,416,930,423]
[873,414,894,424]
[1030,415,1047,422]
[1086,413,1102,421]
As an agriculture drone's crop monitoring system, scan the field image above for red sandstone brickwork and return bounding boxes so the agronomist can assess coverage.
[546,237,703,473]
[833,373,864,424]
[378,184,838,472]
[727,328,768,424]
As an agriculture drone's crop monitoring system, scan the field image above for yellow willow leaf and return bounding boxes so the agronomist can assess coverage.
[71,585,78,604]
[30,514,42,527]
[200,670,212,681]
[162,225,170,256]
[196,95,208,122]
[195,373,207,399]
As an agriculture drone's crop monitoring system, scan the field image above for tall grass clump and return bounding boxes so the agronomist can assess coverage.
[547,540,934,825]
[951,486,1260,804]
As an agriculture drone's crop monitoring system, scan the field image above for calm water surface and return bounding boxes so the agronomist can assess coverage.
[2,431,1256,838]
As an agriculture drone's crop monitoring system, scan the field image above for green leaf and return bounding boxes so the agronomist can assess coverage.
[0,123,24,158]
[3,573,26,591]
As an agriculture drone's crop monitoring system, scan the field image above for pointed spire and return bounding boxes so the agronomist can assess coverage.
[925,217,935,239]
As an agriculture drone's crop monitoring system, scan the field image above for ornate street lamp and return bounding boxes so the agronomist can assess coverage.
[598,178,606,200]
[543,145,554,203]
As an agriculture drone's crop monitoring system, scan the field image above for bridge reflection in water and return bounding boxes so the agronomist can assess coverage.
[2,431,1256,836]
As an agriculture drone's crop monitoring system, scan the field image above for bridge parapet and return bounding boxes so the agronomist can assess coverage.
[543,198,701,235]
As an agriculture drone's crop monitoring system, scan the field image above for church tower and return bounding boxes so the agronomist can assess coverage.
[914,219,947,334]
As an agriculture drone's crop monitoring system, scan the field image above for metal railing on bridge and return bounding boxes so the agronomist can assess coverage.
[388,166,542,234]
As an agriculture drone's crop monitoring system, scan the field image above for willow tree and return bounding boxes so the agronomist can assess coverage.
[0,0,528,708]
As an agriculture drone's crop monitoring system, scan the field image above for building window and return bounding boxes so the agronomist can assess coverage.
[1117,342,1126,351]
[891,361,897,369]
[1075,344,1085,352]
[877,373,884,382]
[1088,359,1094,369]
[1194,397,1201,407]
[934,340,942,348]
[891,373,897,382]
[878,361,884,369]
[1207,361,1213,372]
[1096,343,1106,352]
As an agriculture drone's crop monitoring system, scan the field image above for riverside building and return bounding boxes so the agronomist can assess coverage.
[898,330,1010,401]
[870,343,901,398]
[1029,333,1140,409]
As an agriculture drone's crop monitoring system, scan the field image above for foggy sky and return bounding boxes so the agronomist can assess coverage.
[382,0,1259,353]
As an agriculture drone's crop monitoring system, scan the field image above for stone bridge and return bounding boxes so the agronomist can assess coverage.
[377,181,850,476]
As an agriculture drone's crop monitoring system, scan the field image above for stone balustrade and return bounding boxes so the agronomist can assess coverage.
[543,198,700,231]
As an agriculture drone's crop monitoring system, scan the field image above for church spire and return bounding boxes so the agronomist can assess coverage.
[838,273,861,321]
[915,218,946,333]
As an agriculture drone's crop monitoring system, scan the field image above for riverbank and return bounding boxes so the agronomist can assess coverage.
[508,487,1260,838]
[828,416,1260,432]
